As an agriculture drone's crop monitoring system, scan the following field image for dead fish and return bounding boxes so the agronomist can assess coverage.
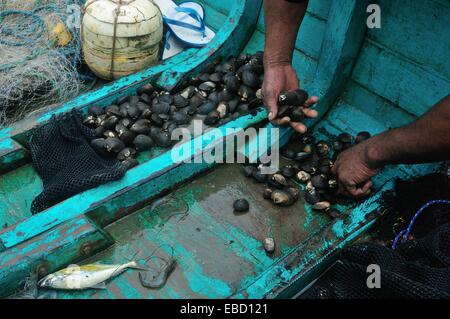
[139,259,177,289]
[38,261,147,290]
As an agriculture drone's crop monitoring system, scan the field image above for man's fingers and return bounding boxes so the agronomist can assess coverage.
[264,94,278,121]
[345,181,372,198]
[302,108,318,118]
[272,117,291,126]
[304,96,318,107]
[290,121,307,134]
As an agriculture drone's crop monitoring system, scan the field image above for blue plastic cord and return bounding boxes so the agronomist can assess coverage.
[392,199,450,250]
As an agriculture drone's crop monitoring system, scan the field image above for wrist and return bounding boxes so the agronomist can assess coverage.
[263,53,292,68]
[363,136,386,170]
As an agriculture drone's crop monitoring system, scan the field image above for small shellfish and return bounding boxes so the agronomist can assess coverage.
[88,105,104,117]
[153,130,172,147]
[316,140,330,157]
[83,115,97,128]
[105,137,126,153]
[216,102,229,119]
[90,138,109,157]
[280,165,297,178]
[233,199,249,212]
[204,110,220,126]
[243,165,257,177]
[296,170,311,183]
[238,85,254,101]
[262,188,273,200]
[173,94,189,109]
[189,93,206,108]
[151,102,170,115]
[268,173,289,189]
[271,189,294,206]
[290,107,305,122]
[137,83,155,96]
[130,119,152,135]
[312,201,331,211]
[263,238,275,254]
[218,88,234,102]
[102,115,119,130]
[105,105,122,118]
[251,169,268,183]
[241,70,259,88]
[117,147,136,161]
[355,131,371,144]
[304,190,321,205]
[311,174,329,189]
[198,81,216,92]
[122,157,139,170]
[133,134,154,151]
[236,103,249,114]
[224,75,240,94]
[198,101,217,115]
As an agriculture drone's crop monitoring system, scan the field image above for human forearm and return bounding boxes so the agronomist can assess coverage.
[263,0,308,66]
[366,95,450,168]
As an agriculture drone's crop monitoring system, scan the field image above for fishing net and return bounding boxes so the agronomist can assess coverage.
[29,110,126,214]
[0,0,93,127]
[301,173,450,299]
[300,223,450,299]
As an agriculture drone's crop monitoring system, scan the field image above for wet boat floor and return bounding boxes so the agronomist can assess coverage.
[51,163,333,299]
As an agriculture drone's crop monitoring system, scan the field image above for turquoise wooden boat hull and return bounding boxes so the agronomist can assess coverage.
[0,0,449,298]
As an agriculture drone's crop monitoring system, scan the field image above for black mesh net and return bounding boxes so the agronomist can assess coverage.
[29,110,126,214]
[301,222,450,299]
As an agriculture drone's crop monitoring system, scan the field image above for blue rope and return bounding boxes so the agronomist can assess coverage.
[392,199,450,250]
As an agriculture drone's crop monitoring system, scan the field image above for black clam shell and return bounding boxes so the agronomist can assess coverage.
[122,157,139,170]
[290,108,305,122]
[189,93,206,108]
[243,165,257,177]
[105,137,126,153]
[137,83,155,96]
[233,199,250,212]
[88,105,104,116]
[170,111,190,124]
[158,92,174,105]
[117,147,137,161]
[241,70,259,88]
[204,110,220,125]
[224,75,240,94]
[198,101,217,115]
[311,174,329,189]
[355,131,371,144]
[133,134,154,151]
[152,102,171,114]
[173,94,189,108]
[105,105,122,117]
[130,119,152,135]
[91,138,109,157]
[153,130,172,147]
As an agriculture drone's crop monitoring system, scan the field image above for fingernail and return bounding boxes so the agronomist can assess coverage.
[268,112,274,120]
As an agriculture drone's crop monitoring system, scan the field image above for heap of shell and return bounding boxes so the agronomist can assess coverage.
[242,97,372,219]
[82,52,265,169]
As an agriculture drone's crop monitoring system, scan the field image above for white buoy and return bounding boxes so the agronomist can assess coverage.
[82,0,163,80]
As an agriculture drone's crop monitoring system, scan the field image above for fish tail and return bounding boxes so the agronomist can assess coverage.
[127,261,150,271]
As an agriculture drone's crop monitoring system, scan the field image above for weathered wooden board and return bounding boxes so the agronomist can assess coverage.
[0,215,113,298]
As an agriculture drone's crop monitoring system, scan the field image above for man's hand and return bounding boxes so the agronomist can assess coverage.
[331,140,381,198]
[262,64,318,133]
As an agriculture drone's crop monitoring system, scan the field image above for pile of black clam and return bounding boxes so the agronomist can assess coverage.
[82,51,265,169]
[242,125,372,218]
